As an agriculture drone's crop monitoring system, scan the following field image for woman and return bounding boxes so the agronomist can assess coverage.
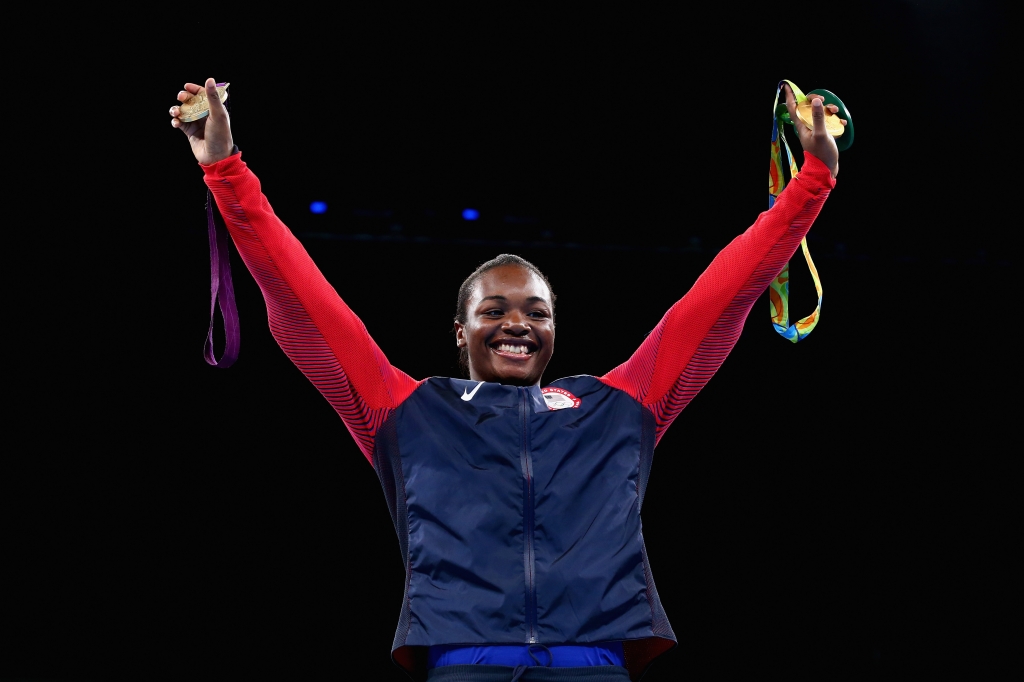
[171,78,841,682]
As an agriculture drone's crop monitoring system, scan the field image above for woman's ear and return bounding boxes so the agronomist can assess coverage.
[454,321,466,347]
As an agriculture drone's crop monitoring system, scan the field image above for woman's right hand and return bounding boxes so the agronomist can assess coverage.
[170,78,234,165]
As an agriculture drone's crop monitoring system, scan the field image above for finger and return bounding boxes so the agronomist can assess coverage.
[783,83,798,121]
[204,77,228,122]
[177,90,191,102]
[811,98,828,138]
[171,117,182,128]
[183,82,203,95]
[827,104,839,114]
[840,118,848,126]
[170,105,180,117]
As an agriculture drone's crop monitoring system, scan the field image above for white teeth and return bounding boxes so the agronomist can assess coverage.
[496,343,530,355]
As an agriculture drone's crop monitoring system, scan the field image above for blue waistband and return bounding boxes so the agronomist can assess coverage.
[427,642,626,669]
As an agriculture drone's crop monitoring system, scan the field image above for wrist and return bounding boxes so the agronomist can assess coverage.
[799,152,838,188]
[200,145,240,168]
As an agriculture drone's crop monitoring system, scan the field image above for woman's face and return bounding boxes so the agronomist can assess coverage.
[455,265,555,387]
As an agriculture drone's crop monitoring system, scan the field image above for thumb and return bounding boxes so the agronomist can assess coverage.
[205,78,228,122]
[811,97,827,139]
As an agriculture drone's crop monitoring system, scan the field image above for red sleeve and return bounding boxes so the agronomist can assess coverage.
[202,152,422,464]
[599,153,836,445]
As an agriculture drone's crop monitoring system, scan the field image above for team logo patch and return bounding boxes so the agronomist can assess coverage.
[542,387,581,410]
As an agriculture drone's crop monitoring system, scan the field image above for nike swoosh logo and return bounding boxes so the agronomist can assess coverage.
[461,381,485,401]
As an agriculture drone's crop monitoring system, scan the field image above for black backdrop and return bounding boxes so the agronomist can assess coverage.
[4,3,1013,680]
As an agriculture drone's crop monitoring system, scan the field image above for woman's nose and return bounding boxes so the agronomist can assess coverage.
[502,313,531,334]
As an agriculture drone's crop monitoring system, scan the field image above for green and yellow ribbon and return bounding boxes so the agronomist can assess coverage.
[769,80,823,343]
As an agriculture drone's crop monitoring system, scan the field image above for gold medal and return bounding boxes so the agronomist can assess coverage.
[794,99,845,137]
[178,83,230,122]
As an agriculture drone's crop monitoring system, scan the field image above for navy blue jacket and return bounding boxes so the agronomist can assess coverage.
[375,376,673,674]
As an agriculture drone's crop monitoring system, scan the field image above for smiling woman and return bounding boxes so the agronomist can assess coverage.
[171,77,839,682]
[454,255,556,386]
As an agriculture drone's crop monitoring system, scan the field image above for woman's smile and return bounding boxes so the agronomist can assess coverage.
[489,338,538,359]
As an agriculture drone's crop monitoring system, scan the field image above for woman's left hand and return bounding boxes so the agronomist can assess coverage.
[783,83,846,178]
[169,78,234,166]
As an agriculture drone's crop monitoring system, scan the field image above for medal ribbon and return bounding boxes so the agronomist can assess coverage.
[203,83,240,367]
[203,189,240,367]
[768,80,823,343]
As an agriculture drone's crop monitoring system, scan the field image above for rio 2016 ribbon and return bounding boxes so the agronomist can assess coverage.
[769,79,824,343]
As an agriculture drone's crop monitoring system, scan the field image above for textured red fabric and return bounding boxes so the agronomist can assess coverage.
[202,153,423,465]
[599,153,836,445]
[202,151,834,460]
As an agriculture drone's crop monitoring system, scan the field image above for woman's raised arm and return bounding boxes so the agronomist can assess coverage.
[171,79,422,465]
[600,87,840,445]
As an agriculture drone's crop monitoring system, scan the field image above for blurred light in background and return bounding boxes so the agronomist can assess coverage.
[462,208,479,221]
[310,201,328,214]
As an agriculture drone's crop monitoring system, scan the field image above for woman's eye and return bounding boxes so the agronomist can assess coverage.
[529,311,549,318]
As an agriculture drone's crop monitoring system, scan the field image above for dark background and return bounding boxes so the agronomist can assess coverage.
[4,2,1013,680]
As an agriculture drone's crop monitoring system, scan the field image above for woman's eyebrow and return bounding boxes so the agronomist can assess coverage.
[479,295,550,305]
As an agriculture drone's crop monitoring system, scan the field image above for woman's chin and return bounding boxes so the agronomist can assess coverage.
[472,350,551,386]
[489,363,540,386]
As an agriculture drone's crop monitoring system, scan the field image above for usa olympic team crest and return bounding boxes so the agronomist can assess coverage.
[541,387,581,410]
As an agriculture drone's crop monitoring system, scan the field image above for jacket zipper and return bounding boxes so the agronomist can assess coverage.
[519,388,538,643]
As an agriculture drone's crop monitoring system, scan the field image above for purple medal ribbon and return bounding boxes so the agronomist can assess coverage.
[201,82,240,367]
[204,189,240,367]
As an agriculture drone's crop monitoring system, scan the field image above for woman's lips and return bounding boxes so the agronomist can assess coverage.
[489,340,536,360]
[490,347,533,361]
